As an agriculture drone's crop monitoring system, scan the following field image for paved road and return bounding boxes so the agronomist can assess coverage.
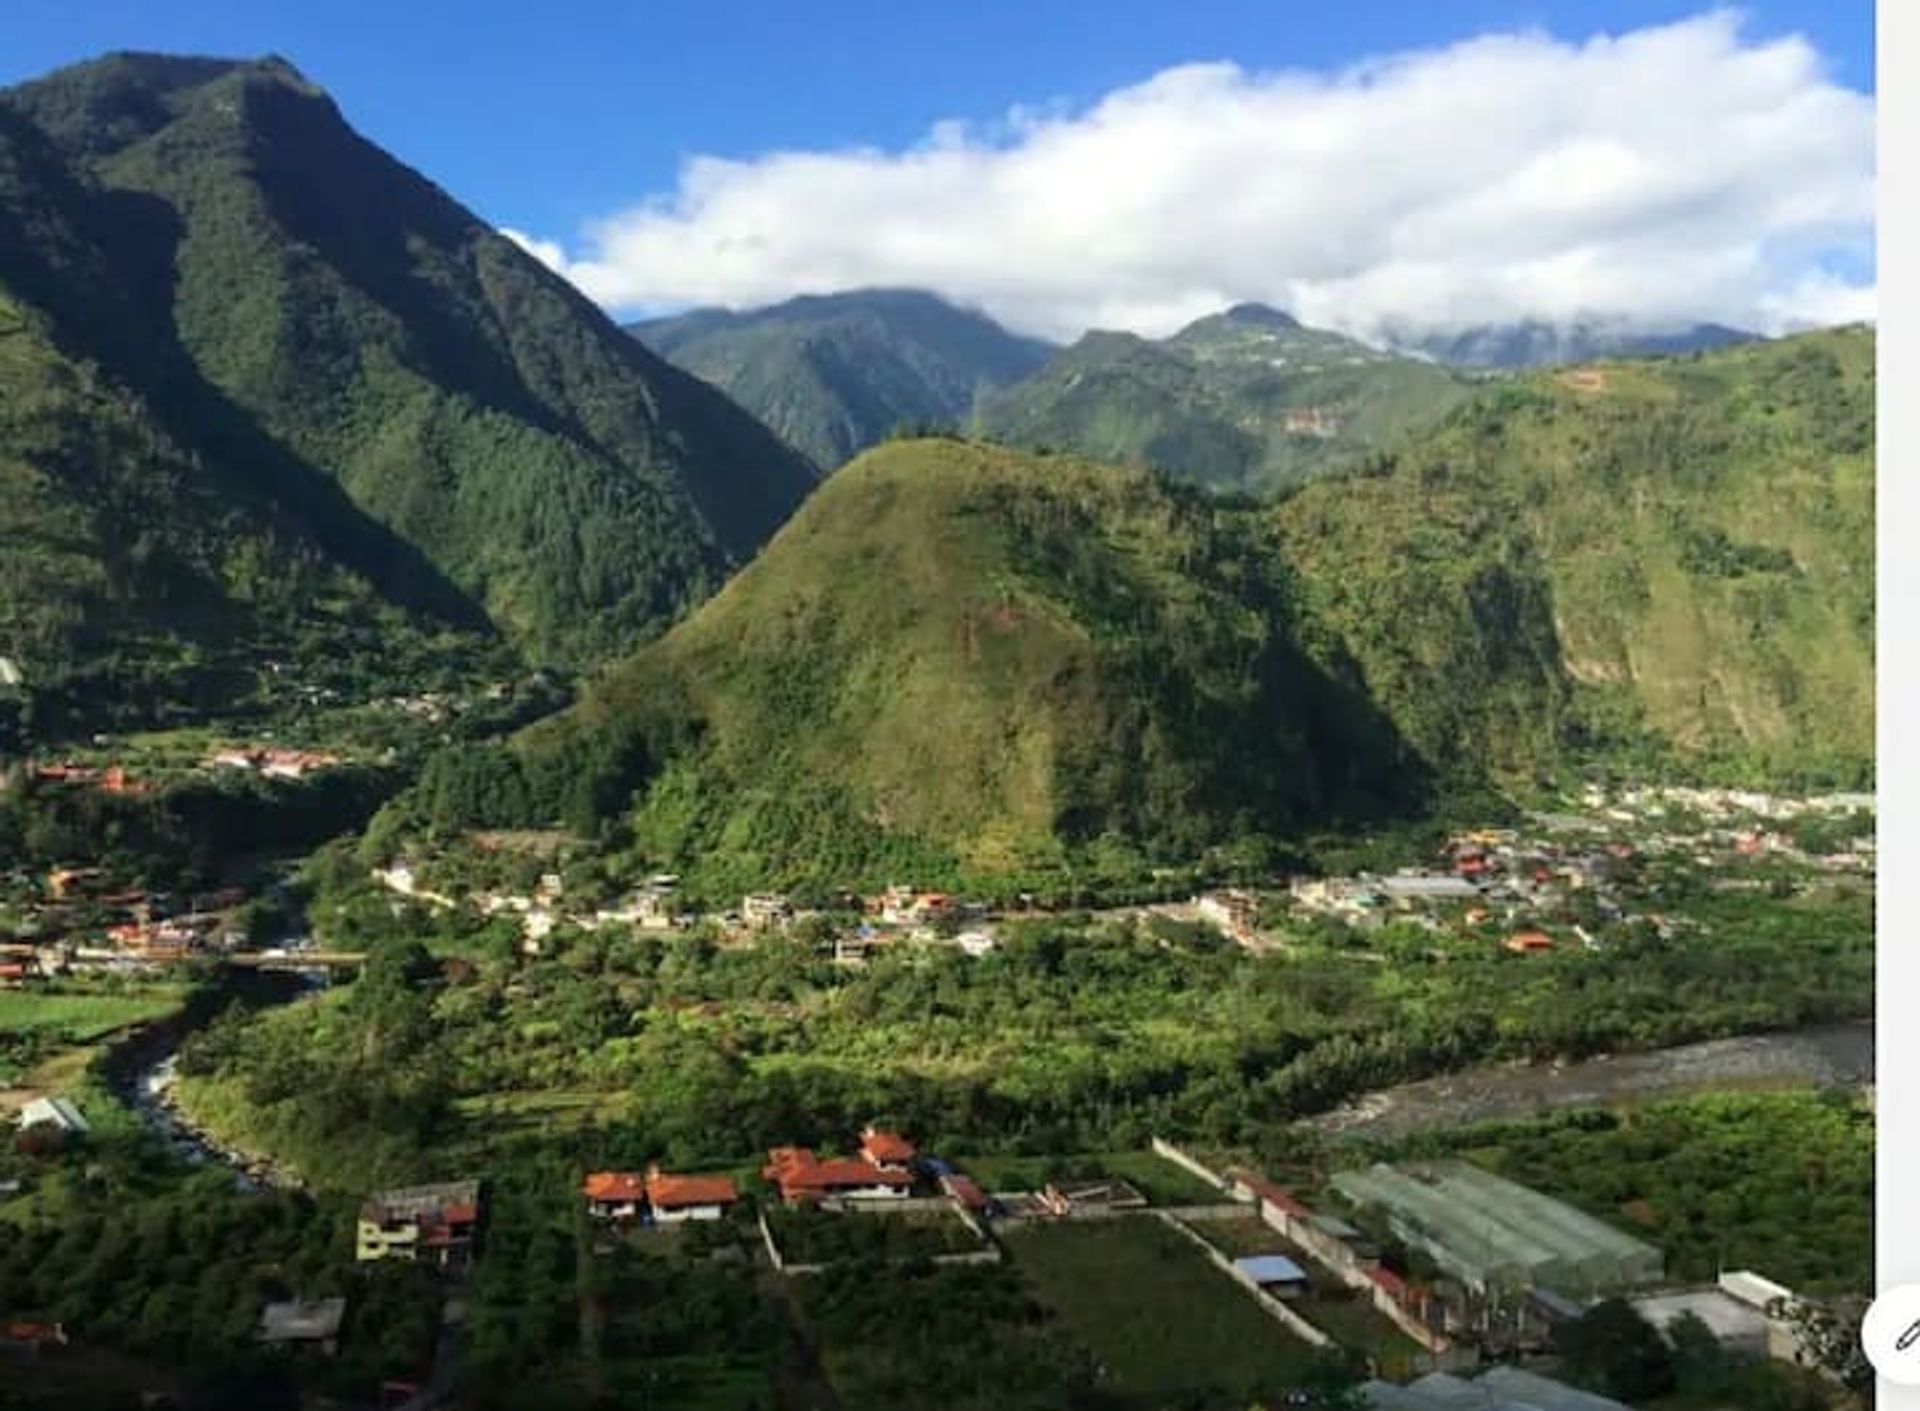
[1302,1020,1873,1141]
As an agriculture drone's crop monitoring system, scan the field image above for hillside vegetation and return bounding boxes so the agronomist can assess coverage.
[632,289,1054,470]
[973,303,1472,496]
[1,52,817,669]
[510,439,1426,891]
[1270,327,1875,788]
[467,330,1872,886]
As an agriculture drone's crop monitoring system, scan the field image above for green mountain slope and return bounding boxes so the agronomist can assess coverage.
[3,52,818,665]
[513,439,1427,889]
[488,330,1871,888]
[972,303,1473,496]
[630,289,1054,470]
[0,101,490,734]
[1269,327,1874,787]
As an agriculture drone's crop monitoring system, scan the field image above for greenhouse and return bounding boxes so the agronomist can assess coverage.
[1329,1160,1664,1297]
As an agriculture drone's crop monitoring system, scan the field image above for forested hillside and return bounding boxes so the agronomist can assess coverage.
[1,52,817,669]
[632,289,1053,469]
[973,303,1471,495]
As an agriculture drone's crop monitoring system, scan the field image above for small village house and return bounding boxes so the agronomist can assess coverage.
[582,1171,646,1223]
[741,893,793,930]
[763,1143,914,1203]
[0,1322,68,1358]
[356,1180,482,1267]
[257,1297,347,1356]
[645,1165,739,1222]
[16,1097,88,1137]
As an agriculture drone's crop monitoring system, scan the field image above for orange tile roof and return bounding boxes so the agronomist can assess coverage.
[646,1168,738,1208]
[583,1171,646,1202]
[1227,1169,1311,1218]
[860,1128,917,1164]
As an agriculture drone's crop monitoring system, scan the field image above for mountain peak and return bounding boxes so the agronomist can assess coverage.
[1220,301,1301,329]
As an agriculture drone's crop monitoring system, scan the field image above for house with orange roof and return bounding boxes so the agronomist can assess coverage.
[1505,931,1555,954]
[858,1125,917,1172]
[645,1164,739,1222]
[763,1145,913,1203]
[582,1171,647,1222]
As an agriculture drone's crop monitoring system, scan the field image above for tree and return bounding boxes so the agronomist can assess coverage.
[1552,1298,1676,1402]
[1773,1294,1873,1398]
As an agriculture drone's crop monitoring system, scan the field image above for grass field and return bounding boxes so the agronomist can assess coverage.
[954,1149,1227,1206]
[1005,1216,1324,1400]
[0,990,184,1041]
[1183,1215,1425,1374]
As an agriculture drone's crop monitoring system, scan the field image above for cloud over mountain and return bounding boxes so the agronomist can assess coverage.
[514,11,1873,341]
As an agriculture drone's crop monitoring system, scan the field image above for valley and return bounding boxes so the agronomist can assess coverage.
[0,37,1877,1411]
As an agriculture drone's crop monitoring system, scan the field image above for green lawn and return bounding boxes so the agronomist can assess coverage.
[954,1148,1228,1206]
[1185,1215,1424,1374]
[1005,1216,1324,1401]
[0,990,184,1041]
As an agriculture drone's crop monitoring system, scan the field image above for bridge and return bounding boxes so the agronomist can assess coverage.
[224,951,368,971]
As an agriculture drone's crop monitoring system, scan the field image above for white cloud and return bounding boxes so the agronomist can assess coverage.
[517,9,1874,341]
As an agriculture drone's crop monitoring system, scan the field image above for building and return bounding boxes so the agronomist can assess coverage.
[1236,1254,1311,1298]
[1379,874,1483,906]
[645,1165,739,1222]
[0,1322,69,1357]
[1505,931,1555,954]
[741,893,793,930]
[582,1171,647,1222]
[1631,1288,1772,1361]
[1331,1161,1662,1298]
[356,1180,482,1267]
[17,1097,88,1136]
[763,1145,914,1203]
[257,1297,347,1356]
[1362,1367,1630,1411]
[858,1125,916,1172]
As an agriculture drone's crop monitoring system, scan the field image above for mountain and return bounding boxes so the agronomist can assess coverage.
[490,329,1870,889]
[1399,320,1759,369]
[506,437,1428,891]
[0,98,495,735]
[629,289,1054,470]
[1267,326,1873,788]
[971,303,1473,496]
[1,52,818,669]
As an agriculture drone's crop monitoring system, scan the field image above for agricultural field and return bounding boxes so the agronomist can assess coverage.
[0,988,185,1040]
[951,1148,1228,1206]
[1185,1215,1425,1376]
[1004,1216,1330,1402]
[764,1203,986,1265]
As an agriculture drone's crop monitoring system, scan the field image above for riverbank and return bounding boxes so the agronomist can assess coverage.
[1301,1019,1874,1141]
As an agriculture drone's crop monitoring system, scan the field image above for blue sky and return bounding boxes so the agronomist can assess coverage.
[0,3,1875,336]
[2,1,1871,235]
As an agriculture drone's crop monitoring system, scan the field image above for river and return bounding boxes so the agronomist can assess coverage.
[102,967,319,1190]
[1302,1019,1874,1141]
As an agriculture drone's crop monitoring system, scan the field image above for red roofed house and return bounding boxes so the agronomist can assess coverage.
[1506,931,1555,954]
[763,1146,913,1203]
[582,1171,647,1222]
[1,1322,68,1356]
[858,1125,917,1172]
[644,1164,739,1222]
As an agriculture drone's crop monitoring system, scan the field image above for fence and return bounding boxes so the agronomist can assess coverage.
[1154,1212,1333,1348]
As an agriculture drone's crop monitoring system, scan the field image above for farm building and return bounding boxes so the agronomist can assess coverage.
[1630,1288,1772,1361]
[1362,1366,1630,1410]
[1330,1161,1662,1297]
[645,1166,738,1222]
[16,1097,88,1135]
[1234,1254,1311,1297]
[257,1297,346,1355]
